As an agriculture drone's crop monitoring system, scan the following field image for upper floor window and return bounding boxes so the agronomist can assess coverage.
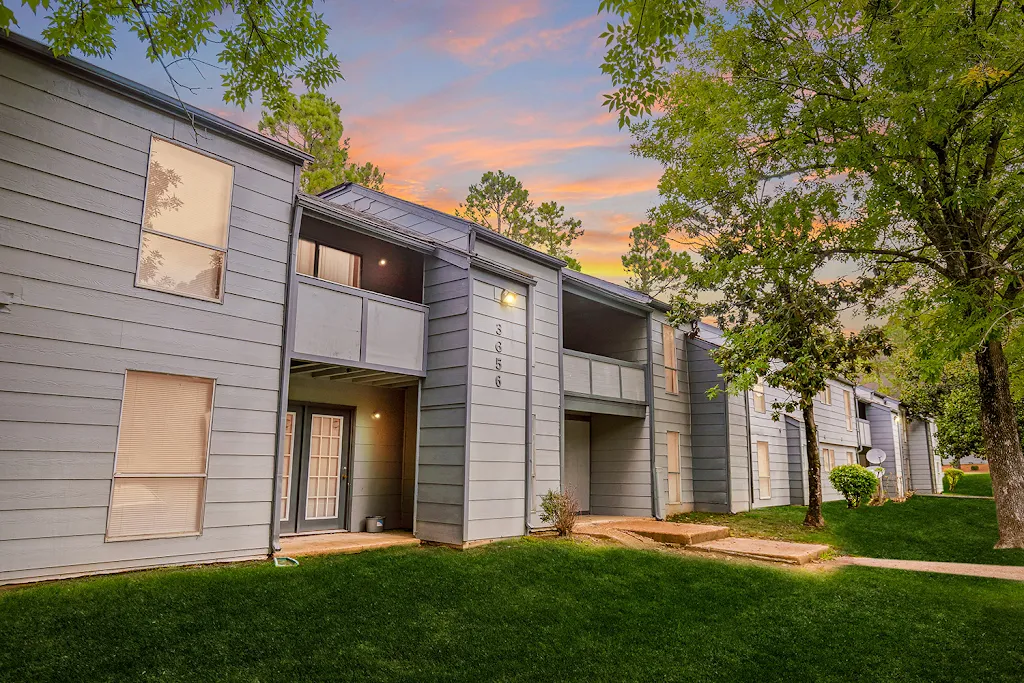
[844,390,854,431]
[753,381,766,413]
[818,385,832,406]
[136,138,234,302]
[662,323,678,394]
[297,238,361,288]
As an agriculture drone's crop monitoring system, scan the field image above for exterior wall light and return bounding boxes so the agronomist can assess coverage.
[378,258,387,266]
[501,289,517,306]
[371,411,382,420]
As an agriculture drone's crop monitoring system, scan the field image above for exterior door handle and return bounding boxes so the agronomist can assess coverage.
[341,465,348,480]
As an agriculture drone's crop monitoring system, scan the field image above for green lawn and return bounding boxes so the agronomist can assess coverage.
[944,472,994,497]
[2,540,1023,682]
[670,496,1024,565]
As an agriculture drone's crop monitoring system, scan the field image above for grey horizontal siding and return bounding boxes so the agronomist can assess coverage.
[589,413,651,516]
[0,45,298,583]
[685,339,730,512]
[652,315,689,516]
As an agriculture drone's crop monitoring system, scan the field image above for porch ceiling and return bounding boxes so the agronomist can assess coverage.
[289,360,420,388]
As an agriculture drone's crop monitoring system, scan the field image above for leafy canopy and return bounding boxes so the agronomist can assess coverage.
[3,0,340,117]
[258,92,384,194]
[621,221,688,298]
[530,201,584,271]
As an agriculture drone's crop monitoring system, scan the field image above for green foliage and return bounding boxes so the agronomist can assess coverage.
[530,201,584,271]
[538,488,579,536]
[971,465,980,471]
[456,170,535,242]
[829,465,878,509]
[456,171,585,268]
[944,469,965,493]
[3,1,340,118]
[936,383,984,467]
[621,222,688,297]
[258,92,384,194]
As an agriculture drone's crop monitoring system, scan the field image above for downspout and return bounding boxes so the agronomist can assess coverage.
[412,380,422,536]
[524,282,536,532]
[745,388,754,510]
[646,313,661,520]
[269,197,303,553]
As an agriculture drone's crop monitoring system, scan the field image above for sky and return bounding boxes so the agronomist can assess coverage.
[13,0,661,285]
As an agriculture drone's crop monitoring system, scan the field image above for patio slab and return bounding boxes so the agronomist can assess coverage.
[277,531,419,558]
[690,537,829,565]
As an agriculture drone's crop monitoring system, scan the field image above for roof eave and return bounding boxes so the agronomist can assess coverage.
[297,194,437,254]
[472,227,566,269]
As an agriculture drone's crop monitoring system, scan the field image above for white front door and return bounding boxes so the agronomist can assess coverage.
[565,419,591,512]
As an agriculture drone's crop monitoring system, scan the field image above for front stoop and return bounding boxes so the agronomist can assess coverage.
[689,537,829,565]
[609,520,731,545]
[277,531,420,558]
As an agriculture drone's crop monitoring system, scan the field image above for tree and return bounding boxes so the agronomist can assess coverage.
[456,171,535,243]
[601,0,1024,548]
[621,222,687,298]
[258,93,384,194]
[530,201,584,271]
[670,188,888,527]
[3,0,340,118]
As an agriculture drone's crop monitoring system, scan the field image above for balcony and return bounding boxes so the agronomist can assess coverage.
[291,275,427,376]
[563,349,647,417]
[858,418,872,448]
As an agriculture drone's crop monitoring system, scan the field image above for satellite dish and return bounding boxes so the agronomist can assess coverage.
[866,448,887,465]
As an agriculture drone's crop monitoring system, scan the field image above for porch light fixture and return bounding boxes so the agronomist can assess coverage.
[501,289,517,306]
[371,411,382,420]
[378,258,387,266]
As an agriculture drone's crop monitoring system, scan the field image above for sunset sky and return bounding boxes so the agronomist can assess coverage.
[15,0,661,284]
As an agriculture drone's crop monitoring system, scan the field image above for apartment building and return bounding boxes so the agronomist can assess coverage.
[0,34,941,584]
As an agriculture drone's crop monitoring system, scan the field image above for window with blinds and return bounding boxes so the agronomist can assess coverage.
[667,431,681,504]
[757,441,771,499]
[106,371,213,541]
[844,390,854,430]
[821,447,836,472]
[136,138,233,302]
[662,323,678,394]
[296,238,362,288]
[753,381,766,413]
[818,385,832,405]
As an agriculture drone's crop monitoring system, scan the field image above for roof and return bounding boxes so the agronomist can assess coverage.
[562,269,672,313]
[297,193,443,255]
[1,32,313,166]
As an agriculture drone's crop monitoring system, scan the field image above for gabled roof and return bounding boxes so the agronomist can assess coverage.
[0,33,312,166]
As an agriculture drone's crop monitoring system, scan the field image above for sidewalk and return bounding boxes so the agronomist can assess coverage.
[833,556,1024,581]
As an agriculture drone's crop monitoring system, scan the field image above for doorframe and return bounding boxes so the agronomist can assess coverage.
[286,401,356,533]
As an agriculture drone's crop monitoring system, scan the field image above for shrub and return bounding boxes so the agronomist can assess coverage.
[970,465,979,471]
[539,488,580,536]
[944,468,965,492]
[829,464,878,508]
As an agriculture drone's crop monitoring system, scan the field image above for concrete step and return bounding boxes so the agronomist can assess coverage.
[689,537,829,565]
[609,520,731,545]
[580,527,665,550]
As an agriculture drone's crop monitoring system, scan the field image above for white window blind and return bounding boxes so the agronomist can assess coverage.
[662,323,678,394]
[667,431,681,504]
[844,390,854,431]
[846,450,856,465]
[136,138,233,302]
[757,441,771,499]
[106,371,213,540]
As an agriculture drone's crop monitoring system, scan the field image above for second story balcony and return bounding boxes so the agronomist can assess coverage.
[289,194,433,377]
[563,350,647,416]
[858,418,872,448]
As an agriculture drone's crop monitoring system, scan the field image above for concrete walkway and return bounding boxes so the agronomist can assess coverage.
[690,537,830,565]
[917,492,994,500]
[833,556,1024,581]
[278,530,419,558]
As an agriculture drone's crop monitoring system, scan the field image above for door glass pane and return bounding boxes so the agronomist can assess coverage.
[281,412,296,522]
[143,138,232,248]
[138,232,225,301]
[305,414,343,520]
[317,245,361,287]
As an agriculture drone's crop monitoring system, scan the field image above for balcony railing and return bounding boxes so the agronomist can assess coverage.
[858,418,872,448]
[563,349,646,404]
[291,274,427,376]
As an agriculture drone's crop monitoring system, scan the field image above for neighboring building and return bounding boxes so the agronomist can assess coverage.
[0,33,941,586]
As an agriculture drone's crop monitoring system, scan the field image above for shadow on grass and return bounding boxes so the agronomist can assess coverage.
[671,496,1024,566]
[1,539,1023,682]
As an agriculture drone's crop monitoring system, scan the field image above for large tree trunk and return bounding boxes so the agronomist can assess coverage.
[802,396,825,527]
[976,339,1024,548]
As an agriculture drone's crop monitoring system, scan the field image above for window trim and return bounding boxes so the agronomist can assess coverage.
[105,369,216,542]
[844,390,854,431]
[753,381,766,414]
[134,136,235,304]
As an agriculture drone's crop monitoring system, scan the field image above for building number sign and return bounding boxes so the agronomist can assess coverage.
[494,323,503,388]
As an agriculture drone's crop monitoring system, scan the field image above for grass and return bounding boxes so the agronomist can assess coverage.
[2,539,1024,682]
[670,496,1024,566]
[944,472,994,497]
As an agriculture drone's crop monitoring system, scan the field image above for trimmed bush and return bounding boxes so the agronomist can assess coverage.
[944,468,965,493]
[970,465,980,471]
[539,488,580,536]
[829,464,878,509]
